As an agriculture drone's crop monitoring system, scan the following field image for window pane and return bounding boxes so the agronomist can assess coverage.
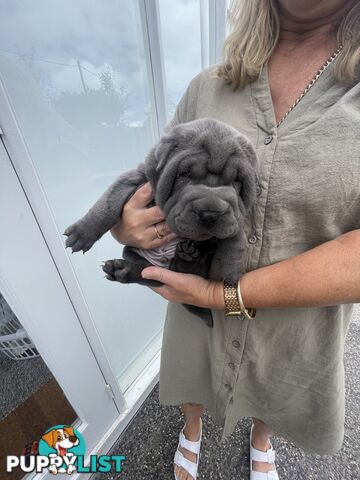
[159,0,204,118]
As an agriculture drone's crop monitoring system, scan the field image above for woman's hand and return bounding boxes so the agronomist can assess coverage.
[141,266,225,310]
[110,182,177,249]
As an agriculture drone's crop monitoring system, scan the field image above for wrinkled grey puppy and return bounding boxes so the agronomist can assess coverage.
[64,118,258,327]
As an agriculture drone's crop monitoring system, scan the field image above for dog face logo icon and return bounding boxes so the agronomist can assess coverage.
[42,426,79,456]
[39,424,85,475]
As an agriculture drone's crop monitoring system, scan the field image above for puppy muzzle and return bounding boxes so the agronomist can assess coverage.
[169,185,241,240]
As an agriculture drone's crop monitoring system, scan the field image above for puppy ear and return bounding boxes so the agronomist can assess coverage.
[155,155,182,204]
[234,137,258,211]
[239,166,257,211]
[41,430,57,448]
[144,134,179,186]
[155,138,179,173]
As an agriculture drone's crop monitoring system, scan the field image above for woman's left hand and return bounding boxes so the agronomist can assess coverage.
[141,267,225,310]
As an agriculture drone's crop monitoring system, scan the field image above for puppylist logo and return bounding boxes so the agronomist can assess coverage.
[7,424,126,475]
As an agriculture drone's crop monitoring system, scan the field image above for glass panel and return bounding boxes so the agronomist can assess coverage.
[158,0,204,118]
[0,292,77,480]
[0,0,166,391]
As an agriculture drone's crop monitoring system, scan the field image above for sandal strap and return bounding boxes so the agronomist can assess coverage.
[178,419,202,455]
[174,450,199,479]
[250,470,279,480]
[250,424,276,464]
[250,444,276,464]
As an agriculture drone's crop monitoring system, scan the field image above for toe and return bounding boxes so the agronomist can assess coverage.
[181,465,193,480]
[102,260,114,274]
[174,463,194,480]
[174,464,194,480]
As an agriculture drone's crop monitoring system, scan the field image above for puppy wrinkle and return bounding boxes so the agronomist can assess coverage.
[155,151,198,206]
[154,140,178,173]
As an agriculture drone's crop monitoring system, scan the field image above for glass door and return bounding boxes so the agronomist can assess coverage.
[0,0,167,395]
[0,138,120,478]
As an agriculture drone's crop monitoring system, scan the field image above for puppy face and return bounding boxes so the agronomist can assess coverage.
[42,426,79,452]
[145,118,258,240]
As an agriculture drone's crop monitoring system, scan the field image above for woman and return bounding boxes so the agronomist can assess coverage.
[111,0,360,478]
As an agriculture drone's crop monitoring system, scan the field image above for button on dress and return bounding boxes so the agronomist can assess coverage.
[158,60,359,454]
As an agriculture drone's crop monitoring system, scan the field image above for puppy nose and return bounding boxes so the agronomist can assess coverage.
[69,436,77,443]
[198,210,222,227]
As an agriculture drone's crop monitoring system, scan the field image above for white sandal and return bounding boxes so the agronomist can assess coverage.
[174,418,202,480]
[250,423,279,480]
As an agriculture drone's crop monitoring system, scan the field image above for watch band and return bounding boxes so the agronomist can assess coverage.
[223,280,242,316]
[223,279,256,319]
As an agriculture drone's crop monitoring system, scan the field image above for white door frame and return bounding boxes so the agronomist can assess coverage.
[0,75,126,411]
[0,136,120,462]
[209,0,226,65]
[139,0,167,136]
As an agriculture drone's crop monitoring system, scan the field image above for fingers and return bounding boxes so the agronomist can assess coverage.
[127,182,154,209]
[153,221,172,238]
[142,224,177,249]
[146,220,176,245]
[118,181,177,249]
[142,266,180,285]
[148,231,178,249]
[142,205,166,225]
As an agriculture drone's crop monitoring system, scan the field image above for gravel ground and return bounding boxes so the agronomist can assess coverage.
[93,306,360,480]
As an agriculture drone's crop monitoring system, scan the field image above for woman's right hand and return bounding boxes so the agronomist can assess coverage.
[110,182,177,249]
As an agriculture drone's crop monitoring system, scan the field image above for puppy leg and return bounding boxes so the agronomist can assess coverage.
[64,164,147,254]
[183,304,214,328]
[170,240,216,328]
[170,239,218,277]
[208,232,247,282]
[102,249,163,287]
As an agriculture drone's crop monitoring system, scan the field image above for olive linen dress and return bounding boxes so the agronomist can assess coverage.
[158,59,359,455]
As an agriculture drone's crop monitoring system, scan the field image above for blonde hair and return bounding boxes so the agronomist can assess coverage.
[218,0,360,89]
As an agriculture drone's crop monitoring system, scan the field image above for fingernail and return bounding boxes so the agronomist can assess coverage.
[141,267,153,279]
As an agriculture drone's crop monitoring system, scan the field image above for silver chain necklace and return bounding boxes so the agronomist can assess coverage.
[276,45,343,127]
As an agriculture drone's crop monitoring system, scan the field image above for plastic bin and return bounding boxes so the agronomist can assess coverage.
[0,294,39,360]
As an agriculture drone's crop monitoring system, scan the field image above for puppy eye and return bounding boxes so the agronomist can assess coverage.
[171,143,179,151]
[177,168,190,179]
[233,179,242,193]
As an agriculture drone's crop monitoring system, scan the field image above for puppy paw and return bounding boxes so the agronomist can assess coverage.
[102,259,132,283]
[63,221,98,254]
[48,464,58,474]
[176,240,200,261]
[224,267,244,284]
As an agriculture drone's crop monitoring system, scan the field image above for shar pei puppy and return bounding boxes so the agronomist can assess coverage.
[64,118,258,327]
